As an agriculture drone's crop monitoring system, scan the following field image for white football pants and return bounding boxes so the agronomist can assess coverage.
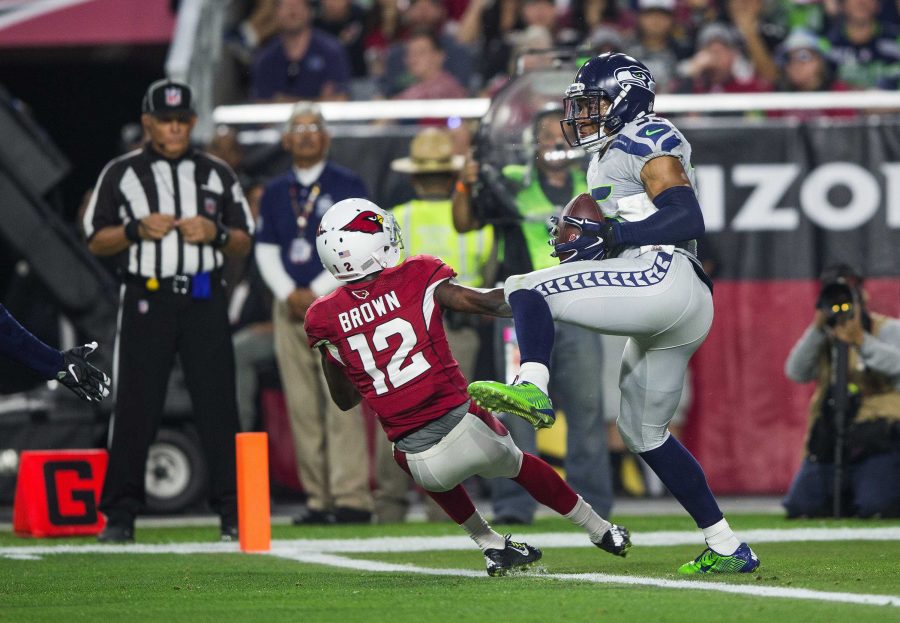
[504,250,713,453]
[404,411,524,492]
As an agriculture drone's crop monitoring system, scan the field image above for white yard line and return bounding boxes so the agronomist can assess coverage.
[2,527,899,556]
[1,527,898,608]
[277,552,900,608]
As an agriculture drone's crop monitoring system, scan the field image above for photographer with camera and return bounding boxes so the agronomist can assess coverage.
[783,264,900,518]
[453,106,613,524]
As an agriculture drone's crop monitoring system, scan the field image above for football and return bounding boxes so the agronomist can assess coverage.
[554,193,605,258]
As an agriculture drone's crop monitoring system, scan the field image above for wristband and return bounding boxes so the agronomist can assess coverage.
[124,219,142,243]
[212,221,231,249]
[455,180,469,195]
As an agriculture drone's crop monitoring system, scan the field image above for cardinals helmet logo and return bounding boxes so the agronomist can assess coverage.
[340,211,384,234]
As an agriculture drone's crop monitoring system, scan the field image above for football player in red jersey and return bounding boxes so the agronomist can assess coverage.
[304,198,630,576]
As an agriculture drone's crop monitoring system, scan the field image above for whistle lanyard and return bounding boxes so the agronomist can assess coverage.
[289,182,320,236]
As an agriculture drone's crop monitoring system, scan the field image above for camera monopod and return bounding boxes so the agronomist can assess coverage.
[829,340,850,518]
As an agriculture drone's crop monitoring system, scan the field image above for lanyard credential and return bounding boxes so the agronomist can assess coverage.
[289,182,321,235]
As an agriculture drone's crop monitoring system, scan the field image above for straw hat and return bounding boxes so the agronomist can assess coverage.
[390,128,465,174]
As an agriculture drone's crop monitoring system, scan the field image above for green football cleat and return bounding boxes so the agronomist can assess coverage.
[677,543,760,574]
[468,380,556,430]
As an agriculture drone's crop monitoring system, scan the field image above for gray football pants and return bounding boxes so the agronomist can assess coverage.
[504,251,713,453]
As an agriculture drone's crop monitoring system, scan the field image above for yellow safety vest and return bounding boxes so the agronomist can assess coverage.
[391,199,494,287]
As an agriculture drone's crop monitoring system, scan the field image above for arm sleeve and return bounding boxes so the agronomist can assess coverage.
[255,243,296,302]
[615,185,705,247]
[0,304,63,380]
[784,325,827,383]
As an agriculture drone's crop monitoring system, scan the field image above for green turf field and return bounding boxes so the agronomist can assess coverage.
[1,514,898,623]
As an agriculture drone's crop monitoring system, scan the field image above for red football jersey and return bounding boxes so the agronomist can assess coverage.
[305,255,469,441]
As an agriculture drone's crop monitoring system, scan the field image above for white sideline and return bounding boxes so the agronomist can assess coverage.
[278,553,900,608]
[1,527,898,608]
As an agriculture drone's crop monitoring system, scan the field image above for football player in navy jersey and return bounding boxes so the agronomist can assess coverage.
[0,303,110,403]
[304,198,631,577]
[468,53,760,574]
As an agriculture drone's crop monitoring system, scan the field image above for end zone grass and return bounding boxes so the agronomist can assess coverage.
[1,514,898,623]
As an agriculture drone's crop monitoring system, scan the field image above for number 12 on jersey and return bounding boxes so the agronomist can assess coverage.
[346,317,432,395]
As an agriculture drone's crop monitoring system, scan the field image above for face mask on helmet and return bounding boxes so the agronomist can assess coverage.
[561,53,656,153]
[315,198,404,282]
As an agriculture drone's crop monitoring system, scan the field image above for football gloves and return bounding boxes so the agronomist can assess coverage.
[57,342,111,403]
[550,216,620,263]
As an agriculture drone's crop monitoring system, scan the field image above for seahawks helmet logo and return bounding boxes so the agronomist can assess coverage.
[614,66,655,92]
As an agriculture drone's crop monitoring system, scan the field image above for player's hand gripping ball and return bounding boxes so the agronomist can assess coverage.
[550,193,611,263]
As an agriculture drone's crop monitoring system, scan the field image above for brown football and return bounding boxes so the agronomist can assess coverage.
[555,193,605,262]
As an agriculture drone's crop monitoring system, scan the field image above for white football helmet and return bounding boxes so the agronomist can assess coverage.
[316,198,403,281]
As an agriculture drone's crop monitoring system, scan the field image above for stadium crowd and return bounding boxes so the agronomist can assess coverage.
[225,0,900,103]
[3,0,900,540]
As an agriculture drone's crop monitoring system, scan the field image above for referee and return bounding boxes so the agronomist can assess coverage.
[83,79,254,542]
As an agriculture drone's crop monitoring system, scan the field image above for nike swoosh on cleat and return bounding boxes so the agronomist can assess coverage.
[510,544,530,557]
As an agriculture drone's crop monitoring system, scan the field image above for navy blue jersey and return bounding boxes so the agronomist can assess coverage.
[0,304,62,379]
[256,163,368,288]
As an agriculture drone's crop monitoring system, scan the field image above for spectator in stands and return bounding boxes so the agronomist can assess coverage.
[374,127,493,523]
[457,0,524,86]
[567,0,635,41]
[481,25,555,97]
[783,264,900,518]
[394,31,469,100]
[627,0,692,94]
[466,0,578,89]
[725,0,785,84]
[769,29,858,119]
[584,25,626,56]
[250,0,352,102]
[226,0,280,67]
[826,0,900,90]
[378,0,474,97]
[255,102,373,524]
[676,0,722,44]
[314,0,368,78]
[677,22,772,94]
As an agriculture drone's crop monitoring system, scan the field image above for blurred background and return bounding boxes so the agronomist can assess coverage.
[1,0,899,517]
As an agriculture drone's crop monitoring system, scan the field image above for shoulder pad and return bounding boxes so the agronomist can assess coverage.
[612,117,682,157]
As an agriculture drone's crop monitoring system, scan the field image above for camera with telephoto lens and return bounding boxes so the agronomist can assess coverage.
[816,278,857,328]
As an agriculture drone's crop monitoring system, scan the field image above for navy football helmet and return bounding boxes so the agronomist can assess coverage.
[561,53,656,152]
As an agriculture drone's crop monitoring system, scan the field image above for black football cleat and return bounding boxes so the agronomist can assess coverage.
[484,535,542,577]
[594,524,631,557]
[97,523,134,543]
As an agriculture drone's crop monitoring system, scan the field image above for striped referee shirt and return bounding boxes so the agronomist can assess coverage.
[83,145,254,278]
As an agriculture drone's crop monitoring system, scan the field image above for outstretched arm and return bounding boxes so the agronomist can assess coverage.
[434,281,511,317]
[319,347,361,411]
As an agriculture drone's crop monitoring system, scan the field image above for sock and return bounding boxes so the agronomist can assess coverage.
[423,484,477,524]
[564,495,612,544]
[638,435,724,529]
[461,511,506,551]
[517,362,549,395]
[702,518,741,556]
[508,289,554,369]
[513,452,578,514]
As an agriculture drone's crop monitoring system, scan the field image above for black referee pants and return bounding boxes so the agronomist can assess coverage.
[99,279,239,526]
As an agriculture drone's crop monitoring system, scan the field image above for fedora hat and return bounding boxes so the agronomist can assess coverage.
[391,128,465,174]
